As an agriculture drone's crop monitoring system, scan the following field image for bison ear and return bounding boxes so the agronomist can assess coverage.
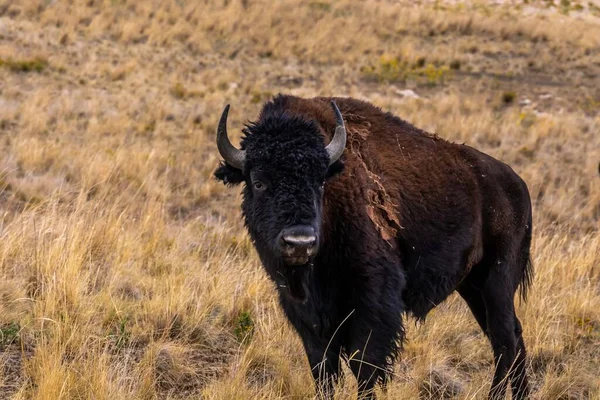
[214,162,245,186]
[326,159,344,179]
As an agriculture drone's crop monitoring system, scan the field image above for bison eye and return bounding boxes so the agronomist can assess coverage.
[253,181,266,191]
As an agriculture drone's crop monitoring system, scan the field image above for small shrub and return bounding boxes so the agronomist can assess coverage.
[589,2,600,15]
[171,82,186,99]
[308,1,331,11]
[217,81,229,91]
[251,92,262,104]
[414,56,427,68]
[360,54,407,82]
[423,64,451,86]
[250,90,273,104]
[0,57,48,73]
[582,96,600,113]
[502,91,517,105]
[361,55,453,85]
[0,322,20,347]
[519,146,535,160]
[234,311,254,343]
[518,111,536,128]
[106,315,131,350]
[575,316,599,338]
[144,119,156,133]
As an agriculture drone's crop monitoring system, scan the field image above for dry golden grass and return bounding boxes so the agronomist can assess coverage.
[0,0,598,398]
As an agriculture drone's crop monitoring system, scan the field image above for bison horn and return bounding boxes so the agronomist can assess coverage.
[326,101,347,166]
[216,104,246,170]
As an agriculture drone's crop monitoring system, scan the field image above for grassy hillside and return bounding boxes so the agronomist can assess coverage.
[0,0,598,398]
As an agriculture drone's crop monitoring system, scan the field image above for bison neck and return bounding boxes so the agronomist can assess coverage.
[280,264,313,303]
[275,254,349,341]
[259,254,340,305]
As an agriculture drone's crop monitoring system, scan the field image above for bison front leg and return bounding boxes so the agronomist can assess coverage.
[346,310,404,399]
[301,336,343,399]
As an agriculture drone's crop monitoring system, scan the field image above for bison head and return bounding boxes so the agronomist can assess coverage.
[213,100,345,297]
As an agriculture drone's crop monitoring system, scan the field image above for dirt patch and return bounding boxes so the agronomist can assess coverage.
[152,334,238,399]
[0,346,30,398]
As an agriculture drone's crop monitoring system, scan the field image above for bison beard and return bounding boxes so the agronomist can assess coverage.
[214,94,533,400]
[283,264,311,302]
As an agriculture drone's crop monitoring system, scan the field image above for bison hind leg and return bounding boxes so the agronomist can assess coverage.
[459,254,530,400]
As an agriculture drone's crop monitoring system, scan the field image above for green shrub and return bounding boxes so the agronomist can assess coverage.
[0,322,20,347]
[360,54,454,85]
[234,311,254,343]
[0,57,48,73]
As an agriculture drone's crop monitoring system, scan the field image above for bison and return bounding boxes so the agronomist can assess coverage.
[214,95,533,399]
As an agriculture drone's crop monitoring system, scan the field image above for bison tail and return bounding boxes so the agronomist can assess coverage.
[517,216,534,303]
[518,256,534,303]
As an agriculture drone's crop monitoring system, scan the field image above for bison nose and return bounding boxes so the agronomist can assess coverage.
[280,225,317,255]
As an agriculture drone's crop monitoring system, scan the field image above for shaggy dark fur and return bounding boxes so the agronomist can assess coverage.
[214,95,533,399]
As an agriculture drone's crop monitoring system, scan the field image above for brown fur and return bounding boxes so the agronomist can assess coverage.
[216,94,533,399]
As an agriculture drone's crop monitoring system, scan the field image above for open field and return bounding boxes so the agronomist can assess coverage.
[0,0,598,398]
